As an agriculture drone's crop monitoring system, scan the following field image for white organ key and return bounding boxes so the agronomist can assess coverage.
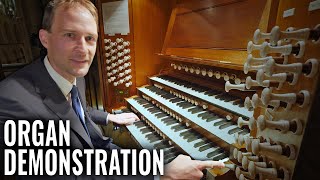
[107,72,112,77]
[106,66,111,71]
[117,52,124,57]
[112,69,118,74]
[260,41,305,58]
[114,82,119,86]
[207,70,214,77]
[105,53,110,57]
[106,60,111,64]
[225,81,246,92]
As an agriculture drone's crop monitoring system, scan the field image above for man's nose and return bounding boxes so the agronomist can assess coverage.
[74,37,87,55]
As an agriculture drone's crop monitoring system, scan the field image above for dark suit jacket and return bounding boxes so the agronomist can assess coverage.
[0,58,111,150]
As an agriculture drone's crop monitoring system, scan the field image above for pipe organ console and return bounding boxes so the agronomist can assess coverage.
[97,0,320,179]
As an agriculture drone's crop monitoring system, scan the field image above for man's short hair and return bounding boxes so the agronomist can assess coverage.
[42,0,98,32]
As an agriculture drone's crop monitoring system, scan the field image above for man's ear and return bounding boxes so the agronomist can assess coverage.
[39,29,49,48]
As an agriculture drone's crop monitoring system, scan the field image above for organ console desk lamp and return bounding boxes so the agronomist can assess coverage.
[95,0,320,179]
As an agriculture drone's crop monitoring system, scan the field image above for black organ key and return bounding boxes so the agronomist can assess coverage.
[194,139,208,148]
[155,113,168,118]
[219,121,234,129]
[140,127,153,134]
[187,106,202,113]
[143,103,154,108]
[205,115,220,122]
[169,97,183,103]
[134,121,146,128]
[197,111,212,118]
[213,119,229,126]
[145,132,158,139]
[238,128,250,135]
[212,153,228,161]
[199,143,213,152]
[207,148,224,159]
[154,141,169,149]
[165,120,178,125]
[228,127,244,135]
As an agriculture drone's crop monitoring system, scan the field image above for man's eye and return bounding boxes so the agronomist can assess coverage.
[86,36,96,42]
[65,33,74,38]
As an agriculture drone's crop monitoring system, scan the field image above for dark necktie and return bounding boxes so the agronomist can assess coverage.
[70,85,114,150]
[70,85,89,135]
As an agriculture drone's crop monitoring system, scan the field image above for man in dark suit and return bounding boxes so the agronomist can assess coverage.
[0,0,224,179]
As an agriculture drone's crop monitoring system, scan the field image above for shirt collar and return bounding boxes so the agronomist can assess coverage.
[44,56,76,98]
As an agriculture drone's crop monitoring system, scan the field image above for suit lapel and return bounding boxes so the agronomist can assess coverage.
[32,59,93,148]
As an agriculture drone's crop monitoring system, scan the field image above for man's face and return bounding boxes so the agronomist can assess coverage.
[40,5,98,82]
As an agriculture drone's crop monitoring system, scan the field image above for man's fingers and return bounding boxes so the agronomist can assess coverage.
[123,113,140,120]
[196,160,225,170]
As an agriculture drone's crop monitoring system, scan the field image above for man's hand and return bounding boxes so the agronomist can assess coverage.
[108,113,140,125]
[162,154,225,180]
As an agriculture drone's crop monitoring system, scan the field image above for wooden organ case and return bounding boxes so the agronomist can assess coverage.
[97,0,320,179]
